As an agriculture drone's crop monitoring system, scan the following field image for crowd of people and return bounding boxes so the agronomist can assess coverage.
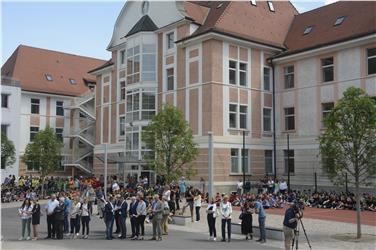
[2,174,375,245]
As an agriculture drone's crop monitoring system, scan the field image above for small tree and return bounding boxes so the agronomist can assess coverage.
[142,104,198,183]
[22,127,63,194]
[1,133,16,168]
[319,87,376,239]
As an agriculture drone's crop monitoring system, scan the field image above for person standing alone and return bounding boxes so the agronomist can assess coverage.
[45,194,59,239]
[254,196,267,243]
[220,195,232,242]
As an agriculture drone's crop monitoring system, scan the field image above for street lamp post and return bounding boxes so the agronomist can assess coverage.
[104,143,108,197]
[242,130,246,192]
[287,133,290,193]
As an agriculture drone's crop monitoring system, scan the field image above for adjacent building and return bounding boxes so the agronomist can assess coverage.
[90,1,375,192]
[1,45,105,181]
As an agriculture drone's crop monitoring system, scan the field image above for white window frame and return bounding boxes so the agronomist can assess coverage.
[321,102,334,128]
[284,107,295,131]
[120,49,126,65]
[1,93,9,108]
[263,107,272,132]
[166,32,175,50]
[55,127,63,142]
[239,105,247,129]
[56,101,64,116]
[126,45,140,85]
[231,148,249,174]
[120,81,126,100]
[263,66,271,91]
[119,115,126,137]
[229,103,237,128]
[30,126,39,141]
[166,67,174,91]
[31,98,40,114]
[228,60,248,86]
[321,57,334,82]
[284,150,295,175]
[284,65,294,89]
[265,150,273,174]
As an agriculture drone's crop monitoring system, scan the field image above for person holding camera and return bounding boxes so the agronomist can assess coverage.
[283,202,302,250]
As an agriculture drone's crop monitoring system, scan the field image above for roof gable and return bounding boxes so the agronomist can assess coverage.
[126,15,158,37]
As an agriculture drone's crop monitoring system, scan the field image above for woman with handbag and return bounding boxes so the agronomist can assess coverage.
[206,198,217,241]
[240,200,253,240]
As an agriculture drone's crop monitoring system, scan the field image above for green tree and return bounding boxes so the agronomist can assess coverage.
[142,104,198,183]
[319,87,376,239]
[22,127,63,193]
[1,133,16,168]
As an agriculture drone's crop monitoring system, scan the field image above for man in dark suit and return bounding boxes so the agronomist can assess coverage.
[117,195,128,239]
[129,196,139,239]
[104,196,115,240]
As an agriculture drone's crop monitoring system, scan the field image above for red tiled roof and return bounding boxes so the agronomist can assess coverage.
[1,45,106,96]
[283,1,376,55]
[180,1,298,48]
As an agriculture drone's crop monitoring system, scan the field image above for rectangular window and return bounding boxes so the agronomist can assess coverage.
[120,50,126,65]
[321,102,334,127]
[231,148,239,173]
[284,107,295,131]
[1,124,8,136]
[284,66,294,89]
[26,161,39,171]
[367,48,376,75]
[263,108,272,132]
[31,98,40,114]
[284,150,295,174]
[166,68,174,91]
[321,57,334,82]
[141,92,156,120]
[1,94,9,108]
[56,101,64,116]
[119,116,125,136]
[263,67,271,91]
[265,150,273,174]
[229,104,237,128]
[120,81,126,100]
[229,60,237,85]
[30,126,39,141]
[239,62,247,86]
[55,128,63,142]
[242,149,249,173]
[239,105,247,129]
[126,46,140,84]
[166,32,175,49]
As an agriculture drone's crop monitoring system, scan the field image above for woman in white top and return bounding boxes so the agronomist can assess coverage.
[81,198,90,239]
[206,198,217,241]
[194,189,202,222]
[70,196,81,238]
[135,194,147,240]
[18,198,33,240]
[220,195,232,242]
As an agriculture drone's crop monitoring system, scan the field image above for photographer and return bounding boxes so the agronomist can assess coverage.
[283,202,302,250]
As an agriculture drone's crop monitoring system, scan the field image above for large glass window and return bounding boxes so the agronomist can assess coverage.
[30,126,39,141]
[126,90,140,122]
[142,44,156,81]
[142,91,156,120]
[239,105,247,129]
[56,101,64,116]
[239,63,247,86]
[284,107,295,131]
[265,150,273,174]
[120,50,126,65]
[31,98,40,114]
[229,60,247,86]
[126,46,140,84]
[126,126,140,160]
[263,108,272,132]
[321,57,334,82]
[284,66,294,89]
[126,89,156,122]
[166,68,174,91]
[231,148,249,174]
[367,48,376,75]
[1,94,9,108]
[55,128,63,142]
[284,150,295,174]
[263,67,271,91]
[229,104,237,128]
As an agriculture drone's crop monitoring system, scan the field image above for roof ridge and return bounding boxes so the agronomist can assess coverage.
[18,44,106,62]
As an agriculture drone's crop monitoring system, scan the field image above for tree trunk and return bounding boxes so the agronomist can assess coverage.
[355,173,361,239]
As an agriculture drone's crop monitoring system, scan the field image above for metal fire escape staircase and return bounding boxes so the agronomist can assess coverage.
[63,91,95,175]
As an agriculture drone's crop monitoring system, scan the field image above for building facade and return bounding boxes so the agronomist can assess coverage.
[1,45,105,180]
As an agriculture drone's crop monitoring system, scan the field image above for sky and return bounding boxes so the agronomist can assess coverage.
[1,0,335,64]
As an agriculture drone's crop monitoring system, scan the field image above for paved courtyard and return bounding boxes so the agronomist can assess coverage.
[1,201,375,250]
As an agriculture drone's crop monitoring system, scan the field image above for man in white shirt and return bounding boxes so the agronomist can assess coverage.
[236,180,243,195]
[279,179,288,194]
[45,194,59,239]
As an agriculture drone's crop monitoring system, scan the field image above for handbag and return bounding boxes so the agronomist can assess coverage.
[239,213,243,220]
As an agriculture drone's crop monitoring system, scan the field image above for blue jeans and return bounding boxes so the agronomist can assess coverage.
[258,216,266,241]
[106,217,114,239]
[64,212,69,233]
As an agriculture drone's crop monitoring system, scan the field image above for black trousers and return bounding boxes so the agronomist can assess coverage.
[195,206,201,221]
[168,201,176,214]
[221,219,231,241]
[136,215,146,236]
[115,215,120,233]
[175,198,180,210]
[118,216,126,238]
[70,216,80,234]
[47,215,56,238]
[130,217,137,237]
[55,220,64,239]
[81,216,90,235]
[207,215,216,237]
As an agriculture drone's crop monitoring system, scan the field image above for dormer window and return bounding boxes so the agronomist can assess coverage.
[45,74,53,81]
[250,0,256,6]
[267,1,275,12]
[334,16,346,26]
[303,26,313,35]
[69,78,76,85]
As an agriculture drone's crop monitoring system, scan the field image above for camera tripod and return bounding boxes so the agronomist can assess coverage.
[292,218,312,250]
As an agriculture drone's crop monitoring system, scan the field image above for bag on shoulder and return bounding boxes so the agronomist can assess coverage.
[239,213,243,220]
[163,206,170,216]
